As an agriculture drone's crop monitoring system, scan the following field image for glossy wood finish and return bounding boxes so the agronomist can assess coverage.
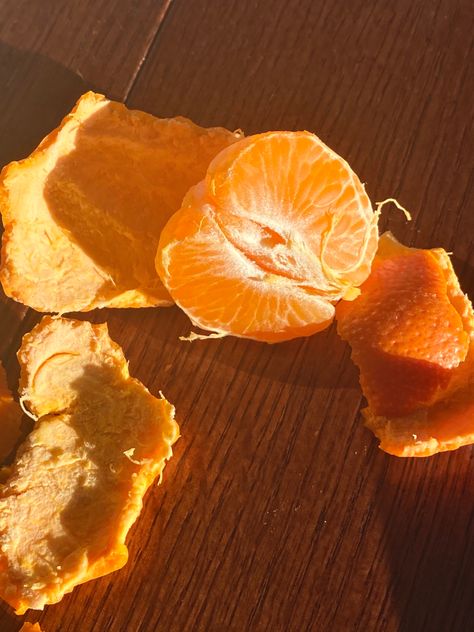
[0,1,472,630]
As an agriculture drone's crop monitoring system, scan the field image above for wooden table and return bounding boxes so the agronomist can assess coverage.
[0,2,472,631]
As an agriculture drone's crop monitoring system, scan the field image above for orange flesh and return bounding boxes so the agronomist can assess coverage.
[336,232,474,457]
[157,132,378,342]
[0,317,179,613]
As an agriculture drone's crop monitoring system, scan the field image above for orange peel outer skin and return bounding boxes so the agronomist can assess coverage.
[336,232,474,457]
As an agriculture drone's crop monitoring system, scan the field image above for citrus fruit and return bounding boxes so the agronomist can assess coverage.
[0,316,178,613]
[336,232,474,457]
[0,92,241,312]
[156,131,378,342]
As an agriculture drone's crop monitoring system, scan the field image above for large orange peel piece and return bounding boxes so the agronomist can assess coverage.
[0,363,22,463]
[336,232,474,457]
[0,91,241,313]
[0,316,179,613]
[156,132,378,342]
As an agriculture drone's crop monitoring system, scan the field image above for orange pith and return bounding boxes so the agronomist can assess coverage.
[0,316,179,613]
[156,131,378,342]
[336,232,474,457]
[0,91,241,313]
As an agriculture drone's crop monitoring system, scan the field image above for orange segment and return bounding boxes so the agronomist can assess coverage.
[157,131,378,342]
[336,232,474,457]
[0,91,241,313]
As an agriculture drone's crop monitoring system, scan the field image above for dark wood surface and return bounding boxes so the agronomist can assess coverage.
[0,1,473,631]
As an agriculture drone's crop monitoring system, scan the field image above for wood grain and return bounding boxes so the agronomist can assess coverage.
[0,0,173,99]
[1,1,473,631]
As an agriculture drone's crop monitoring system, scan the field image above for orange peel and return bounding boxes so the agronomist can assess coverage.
[0,91,241,313]
[336,232,474,457]
[0,362,22,463]
[0,316,179,613]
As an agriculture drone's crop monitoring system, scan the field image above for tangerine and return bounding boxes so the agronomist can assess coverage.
[156,131,378,342]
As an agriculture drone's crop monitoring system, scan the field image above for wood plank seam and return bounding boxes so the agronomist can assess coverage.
[123,0,176,102]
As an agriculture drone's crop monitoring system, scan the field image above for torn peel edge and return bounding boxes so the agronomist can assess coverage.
[12,543,130,615]
[363,409,474,457]
[18,396,38,421]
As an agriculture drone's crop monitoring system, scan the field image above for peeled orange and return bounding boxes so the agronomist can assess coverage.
[336,232,474,457]
[156,131,378,342]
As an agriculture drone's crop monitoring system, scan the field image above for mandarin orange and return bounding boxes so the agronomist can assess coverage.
[156,131,378,342]
[336,232,474,457]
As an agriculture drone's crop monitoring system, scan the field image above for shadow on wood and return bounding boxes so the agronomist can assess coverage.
[0,41,92,167]
[378,451,474,632]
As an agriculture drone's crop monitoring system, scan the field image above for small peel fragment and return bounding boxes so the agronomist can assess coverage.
[179,331,228,342]
[20,623,42,632]
[123,448,152,466]
[0,363,22,462]
[336,232,474,457]
[0,316,179,613]
[0,91,241,313]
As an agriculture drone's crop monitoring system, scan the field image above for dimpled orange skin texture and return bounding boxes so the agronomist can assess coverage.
[156,131,378,342]
[0,316,179,614]
[336,232,474,457]
[0,91,241,313]
[0,362,22,463]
